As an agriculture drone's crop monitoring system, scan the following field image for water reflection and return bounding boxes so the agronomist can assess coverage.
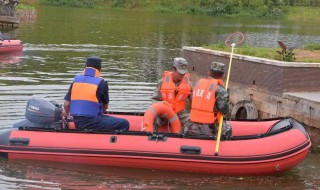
[1,155,319,189]
[0,51,22,65]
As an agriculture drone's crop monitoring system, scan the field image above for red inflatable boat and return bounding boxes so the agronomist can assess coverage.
[0,98,311,175]
[0,40,23,53]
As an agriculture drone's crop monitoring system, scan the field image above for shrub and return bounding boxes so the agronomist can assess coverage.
[277,41,296,62]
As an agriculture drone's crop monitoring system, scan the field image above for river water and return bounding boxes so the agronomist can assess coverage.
[0,5,319,189]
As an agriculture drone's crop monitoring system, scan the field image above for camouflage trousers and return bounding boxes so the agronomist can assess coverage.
[153,110,190,133]
[183,120,232,139]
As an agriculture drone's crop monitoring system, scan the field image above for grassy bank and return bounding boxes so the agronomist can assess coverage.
[285,7,320,21]
[204,42,320,63]
[38,0,288,17]
[17,0,37,10]
[16,4,36,10]
[19,0,320,20]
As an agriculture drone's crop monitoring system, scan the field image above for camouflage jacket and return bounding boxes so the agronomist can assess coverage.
[214,84,229,116]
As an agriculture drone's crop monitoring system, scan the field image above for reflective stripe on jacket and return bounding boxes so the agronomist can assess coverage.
[190,78,224,124]
[70,67,103,117]
[160,71,191,113]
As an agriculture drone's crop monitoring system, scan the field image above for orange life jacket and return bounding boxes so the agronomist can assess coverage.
[160,71,191,113]
[190,78,224,124]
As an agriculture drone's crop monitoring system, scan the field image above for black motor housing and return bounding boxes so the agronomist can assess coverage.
[25,98,62,127]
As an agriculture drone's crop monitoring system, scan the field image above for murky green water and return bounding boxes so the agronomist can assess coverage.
[0,5,319,189]
[0,154,319,189]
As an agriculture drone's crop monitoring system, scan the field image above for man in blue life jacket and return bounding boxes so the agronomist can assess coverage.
[62,56,129,131]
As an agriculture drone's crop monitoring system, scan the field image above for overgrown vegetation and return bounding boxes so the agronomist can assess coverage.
[16,4,35,10]
[19,0,38,4]
[205,42,320,63]
[285,6,320,21]
[26,0,320,18]
[39,0,97,8]
[276,41,295,62]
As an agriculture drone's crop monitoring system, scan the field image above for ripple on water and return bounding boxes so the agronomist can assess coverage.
[1,157,319,189]
[0,83,154,128]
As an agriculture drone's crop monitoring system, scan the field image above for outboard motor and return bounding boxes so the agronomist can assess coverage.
[24,98,63,128]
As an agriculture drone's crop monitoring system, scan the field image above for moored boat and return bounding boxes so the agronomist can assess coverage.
[0,39,23,53]
[0,98,311,175]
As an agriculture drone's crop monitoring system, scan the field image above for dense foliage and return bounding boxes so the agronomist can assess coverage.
[39,0,97,7]
[37,0,320,17]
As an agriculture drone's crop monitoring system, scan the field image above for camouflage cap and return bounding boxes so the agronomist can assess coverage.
[210,61,225,72]
[173,57,188,74]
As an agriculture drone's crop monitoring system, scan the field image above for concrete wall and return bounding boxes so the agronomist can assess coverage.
[182,46,320,129]
[183,46,320,94]
[16,9,37,20]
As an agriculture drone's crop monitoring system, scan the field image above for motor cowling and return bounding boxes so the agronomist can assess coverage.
[25,98,62,125]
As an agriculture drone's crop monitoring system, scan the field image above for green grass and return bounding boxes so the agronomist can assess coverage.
[286,7,320,21]
[304,43,320,51]
[39,0,95,8]
[204,42,320,63]
[16,4,36,10]
[18,1,320,20]
[205,43,279,60]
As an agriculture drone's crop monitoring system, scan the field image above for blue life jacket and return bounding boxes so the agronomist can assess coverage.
[70,67,103,117]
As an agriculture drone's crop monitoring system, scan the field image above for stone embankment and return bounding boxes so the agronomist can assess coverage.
[16,9,37,20]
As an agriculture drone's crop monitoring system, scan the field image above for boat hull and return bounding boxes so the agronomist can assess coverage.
[0,117,311,175]
[7,148,309,175]
[0,40,23,53]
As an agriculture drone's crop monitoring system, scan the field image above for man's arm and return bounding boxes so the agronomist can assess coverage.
[184,82,193,111]
[152,79,163,101]
[99,80,109,113]
[215,85,230,116]
[62,83,73,117]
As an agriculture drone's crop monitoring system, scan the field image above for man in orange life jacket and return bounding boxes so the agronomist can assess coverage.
[152,57,193,131]
[183,62,232,138]
[62,56,129,131]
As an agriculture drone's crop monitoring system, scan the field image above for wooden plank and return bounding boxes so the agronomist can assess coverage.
[0,16,19,24]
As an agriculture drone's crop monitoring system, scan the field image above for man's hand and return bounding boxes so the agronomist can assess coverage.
[63,100,70,116]
[159,113,168,119]
[62,110,68,117]
[103,104,109,114]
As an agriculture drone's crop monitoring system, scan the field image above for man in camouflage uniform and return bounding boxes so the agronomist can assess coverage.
[152,57,193,132]
[183,62,232,138]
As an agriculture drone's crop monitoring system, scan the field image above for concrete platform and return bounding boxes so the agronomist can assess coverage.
[284,91,320,102]
[0,15,19,29]
[0,16,19,23]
